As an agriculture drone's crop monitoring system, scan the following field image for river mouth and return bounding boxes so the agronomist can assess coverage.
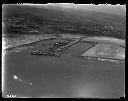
[2,35,125,98]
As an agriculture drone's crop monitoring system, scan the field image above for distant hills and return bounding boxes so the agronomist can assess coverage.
[3,5,126,39]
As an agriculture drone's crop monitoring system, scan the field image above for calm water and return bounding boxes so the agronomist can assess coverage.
[3,40,125,98]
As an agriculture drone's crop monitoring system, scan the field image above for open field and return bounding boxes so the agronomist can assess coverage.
[2,34,56,49]
[82,36,125,47]
[4,37,72,54]
[81,43,125,60]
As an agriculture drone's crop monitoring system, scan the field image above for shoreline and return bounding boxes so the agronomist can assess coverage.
[2,34,125,50]
[2,34,56,50]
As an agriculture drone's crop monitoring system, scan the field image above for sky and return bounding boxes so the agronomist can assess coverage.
[3,3,126,16]
[76,4,126,16]
[36,3,126,16]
